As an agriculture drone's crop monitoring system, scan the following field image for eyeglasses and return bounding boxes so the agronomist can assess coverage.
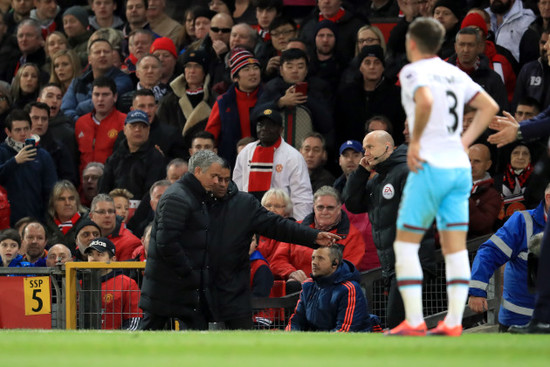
[210,27,231,34]
[357,37,380,45]
[93,209,116,215]
[315,205,338,212]
[264,204,286,209]
[271,29,295,38]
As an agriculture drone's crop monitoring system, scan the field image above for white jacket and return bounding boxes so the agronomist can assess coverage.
[233,139,313,221]
[486,0,535,62]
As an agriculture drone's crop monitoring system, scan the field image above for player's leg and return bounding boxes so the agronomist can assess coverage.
[388,165,438,335]
[429,168,471,336]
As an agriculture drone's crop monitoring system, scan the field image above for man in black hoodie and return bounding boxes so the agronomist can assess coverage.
[343,130,435,329]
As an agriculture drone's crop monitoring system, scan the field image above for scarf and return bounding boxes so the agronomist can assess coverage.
[314,211,342,232]
[5,137,25,152]
[502,163,533,195]
[456,56,481,75]
[186,87,204,96]
[248,137,282,194]
[319,7,345,22]
[138,82,168,101]
[55,212,81,235]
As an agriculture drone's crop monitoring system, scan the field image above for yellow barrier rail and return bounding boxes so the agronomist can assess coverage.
[65,262,146,330]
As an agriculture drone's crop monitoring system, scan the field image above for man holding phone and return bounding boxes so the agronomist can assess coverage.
[0,109,57,225]
[255,48,334,150]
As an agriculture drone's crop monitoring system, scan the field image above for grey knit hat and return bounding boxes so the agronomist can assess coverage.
[63,6,89,28]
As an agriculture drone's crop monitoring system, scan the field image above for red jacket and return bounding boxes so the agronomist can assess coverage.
[485,40,516,103]
[468,176,503,238]
[107,222,142,261]
[75,108,126,175]
[270,211,365,280]
[100,271,142,330]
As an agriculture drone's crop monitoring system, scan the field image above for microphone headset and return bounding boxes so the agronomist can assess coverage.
[372,145,389,161]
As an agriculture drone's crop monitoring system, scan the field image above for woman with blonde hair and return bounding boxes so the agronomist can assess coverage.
[44,31,69,73]
[355,25,386,56]
[11,63,41,109]
[49,49,82,94]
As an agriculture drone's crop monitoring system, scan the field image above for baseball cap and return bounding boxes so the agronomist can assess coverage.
[254,107,283,125]
[125,109,150,126]
[85,237,116,257]
[339,140,364,155]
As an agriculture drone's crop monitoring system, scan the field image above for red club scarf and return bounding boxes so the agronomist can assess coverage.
[248,137,282,193]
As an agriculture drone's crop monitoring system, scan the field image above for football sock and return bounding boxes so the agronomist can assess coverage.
[394,240,424,327]
[444,249,471,327]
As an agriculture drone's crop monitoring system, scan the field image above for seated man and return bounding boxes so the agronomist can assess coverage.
[80,162,104,208]
[468,183,550,331]
[270,186,365,292]
[86,237,142,330]
[21,221,49,267]
[299,132,335,193]
[285,244,379,332]
[468,144,502,239]
[45,243,73,267]
[89,194,141,261]
[73,218,101,261]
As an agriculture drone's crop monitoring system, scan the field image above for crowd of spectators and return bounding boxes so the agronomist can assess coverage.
[1,0,550,331]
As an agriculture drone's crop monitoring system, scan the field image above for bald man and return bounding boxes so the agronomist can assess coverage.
[46,244,73,267]
[468,144,502,238]
[343,130,435,329]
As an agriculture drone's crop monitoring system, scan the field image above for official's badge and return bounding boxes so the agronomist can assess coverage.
[382,183,395,200]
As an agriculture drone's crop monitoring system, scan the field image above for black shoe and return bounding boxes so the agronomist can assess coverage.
[508,320,550,334]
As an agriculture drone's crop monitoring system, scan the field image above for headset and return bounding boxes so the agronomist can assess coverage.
[372,145,389,161]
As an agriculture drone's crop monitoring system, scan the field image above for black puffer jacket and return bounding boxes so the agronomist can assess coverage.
[139,173,214,318]
[343,145,435,278]
[208,181,320,322]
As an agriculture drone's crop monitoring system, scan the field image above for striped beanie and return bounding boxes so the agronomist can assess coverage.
[230,48,260,79]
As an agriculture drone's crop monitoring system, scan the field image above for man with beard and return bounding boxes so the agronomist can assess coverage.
[486,0,539,67]
[308,20,344,91]
[21,221,48,266]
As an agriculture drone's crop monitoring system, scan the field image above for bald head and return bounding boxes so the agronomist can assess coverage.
[363,130,395,166]
[46,244,72,267]
[469,144,492,181]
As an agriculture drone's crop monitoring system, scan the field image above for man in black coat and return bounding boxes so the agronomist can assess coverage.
[99,109,165,199]
[342,130,435,328]
[139,150,340,330]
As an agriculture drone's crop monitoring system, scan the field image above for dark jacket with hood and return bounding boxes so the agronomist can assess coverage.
[286,259,376,332]
[99,139,166,199]
[208,181,320,322]
[343,144,435,279]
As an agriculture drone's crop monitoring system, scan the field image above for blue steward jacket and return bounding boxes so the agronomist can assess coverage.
[469,201,546,326]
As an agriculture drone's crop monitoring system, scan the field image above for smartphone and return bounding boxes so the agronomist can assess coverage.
[24,138,36,147]
[295,82,308,96]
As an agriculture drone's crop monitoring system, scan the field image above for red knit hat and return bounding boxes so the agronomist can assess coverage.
[150,37,177,59]
[230,48,260,79]
[461,13,488,37]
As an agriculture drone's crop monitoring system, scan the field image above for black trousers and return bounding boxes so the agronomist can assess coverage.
[140,311,209,331]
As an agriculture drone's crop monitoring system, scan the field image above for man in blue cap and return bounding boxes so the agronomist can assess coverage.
[333,139,364,194]
[99,109,166,199]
